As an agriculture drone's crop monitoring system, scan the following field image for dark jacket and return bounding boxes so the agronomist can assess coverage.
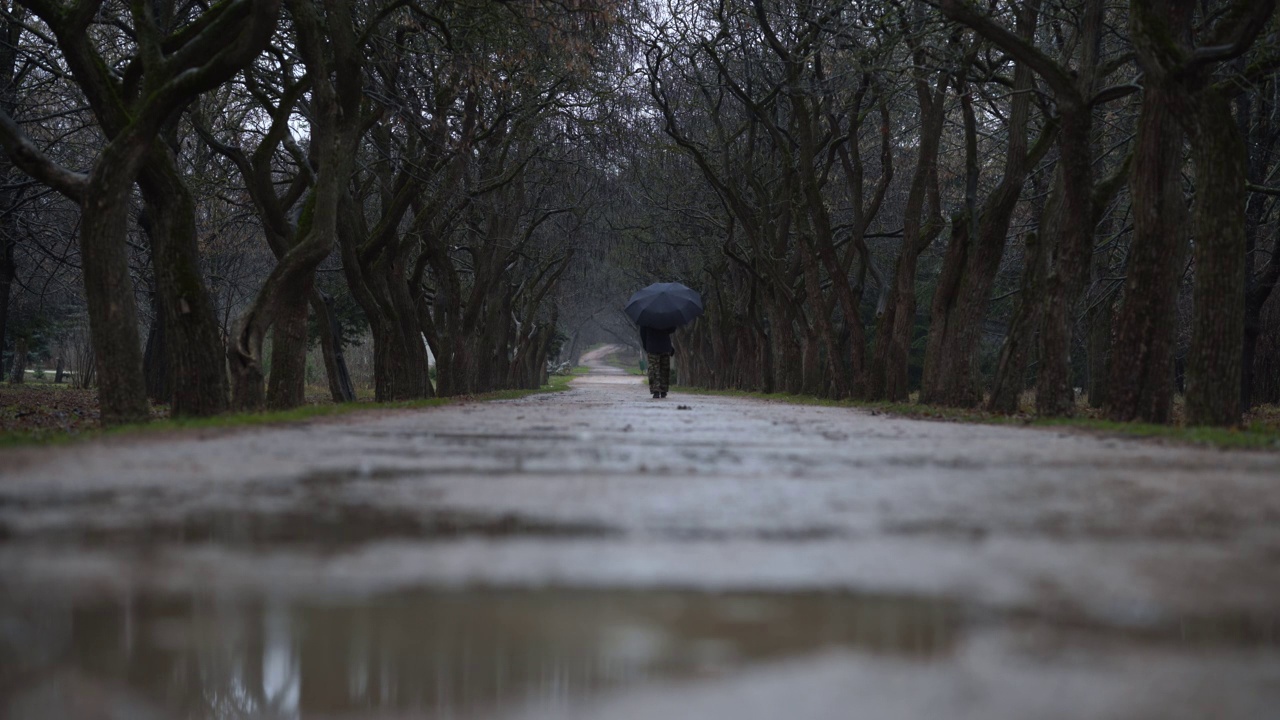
[640,326,674,355]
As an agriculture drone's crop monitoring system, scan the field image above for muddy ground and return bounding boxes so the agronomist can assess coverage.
[1,345,1278,719]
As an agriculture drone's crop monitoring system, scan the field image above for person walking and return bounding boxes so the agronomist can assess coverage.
[640,325,674,399]
[625,281,703,400]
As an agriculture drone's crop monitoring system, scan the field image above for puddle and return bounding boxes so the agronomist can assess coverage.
[299,466,426,486]
[663,526,847,542]
[0,589,959,718]
[4,586,1274,720]
[3,508,617,548]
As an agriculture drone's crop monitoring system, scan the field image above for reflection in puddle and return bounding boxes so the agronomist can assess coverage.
[0,590,957,718]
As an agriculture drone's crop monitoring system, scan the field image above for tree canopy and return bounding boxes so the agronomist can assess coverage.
[2,0,1278,428]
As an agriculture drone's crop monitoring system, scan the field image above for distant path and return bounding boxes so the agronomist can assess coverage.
[578,343,642,382]
[2,354,1278,718]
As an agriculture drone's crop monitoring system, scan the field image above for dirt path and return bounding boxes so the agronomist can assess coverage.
[2,346,1278,718]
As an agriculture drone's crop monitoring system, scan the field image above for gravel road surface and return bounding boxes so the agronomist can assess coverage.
[2,345,1278,719]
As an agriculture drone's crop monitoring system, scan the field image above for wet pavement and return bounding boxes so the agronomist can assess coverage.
[2,345,1279,718]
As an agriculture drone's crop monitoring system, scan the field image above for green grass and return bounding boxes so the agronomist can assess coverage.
[0,376,573,449]
[673,386,1280,451]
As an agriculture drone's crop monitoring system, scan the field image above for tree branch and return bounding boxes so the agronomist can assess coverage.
[935,0,1081,105]
[1188,0,1278,71]
[0,109,88,201]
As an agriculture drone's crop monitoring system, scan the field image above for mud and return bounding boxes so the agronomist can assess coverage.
[2,345,1279,718]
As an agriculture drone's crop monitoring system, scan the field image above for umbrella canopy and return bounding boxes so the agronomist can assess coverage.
[625,282,704,328]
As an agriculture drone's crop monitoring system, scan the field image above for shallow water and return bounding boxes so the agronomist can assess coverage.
[2,589,958,719]
[4,586,1278,719]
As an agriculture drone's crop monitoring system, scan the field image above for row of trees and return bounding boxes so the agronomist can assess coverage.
[629,0,1280,427]
[4,0,1280,430]
[0,0,623,425]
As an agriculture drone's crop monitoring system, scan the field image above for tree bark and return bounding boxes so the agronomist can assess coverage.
[79,140,152,425]
[1243,241,1280,409]
[142,297,169,405]
[989,226,1053,413]
[0,227,12,380]
[1241,87,1280,411]
[313,291,356,403]
[1123,0,1275,425]
[1182,90,1248,426]
[1106,79,1187,422]
[795,224,846,398]
[1251,293,1280,405]
[266,282,313,409]
[138,151,229,417]
[8,334,25,383]
[1085,285,1113,409]
[0,14,19,383]
[1035,108,1095,417]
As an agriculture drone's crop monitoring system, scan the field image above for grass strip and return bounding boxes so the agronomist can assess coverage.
[0,375,574,449]
[673,386,1280,451]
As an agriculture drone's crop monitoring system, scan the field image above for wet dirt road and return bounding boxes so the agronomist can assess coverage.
[2,344,1279,719]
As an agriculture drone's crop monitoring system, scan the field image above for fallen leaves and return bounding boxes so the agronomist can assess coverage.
[0,384,168,438]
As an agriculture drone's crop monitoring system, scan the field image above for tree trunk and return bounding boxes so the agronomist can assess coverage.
[920,211,970,405]
[313,291,356,403]
[878,243,937,402]
[796,229,847,398]
[1251,292,1280,405]
[53,355,64,384]
[1242,311,1262,411]
[138,149,229,417]
[771,301,803,394]
[800,330,822,397]
[754,299,774,394]
[266,282,312,409]
[1182,90,1248,426]
[8,334,25,383]
[989,229,1050,414]
[1106,84,1187,422]
[1242,242,1280,409]
[80,146,151,426]
[1240,84,1280,412]
[0,229,12,380]
[1035,108,1094,416]
[74,339,96,390]
[370,323,395,401]
[142,299,169,405]
[1085,290,1113,409]
[386,252,433,398]
[0,19,17,383]
[1122,0,1271,424]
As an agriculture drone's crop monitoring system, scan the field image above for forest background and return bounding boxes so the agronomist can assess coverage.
[2,0,1279,435]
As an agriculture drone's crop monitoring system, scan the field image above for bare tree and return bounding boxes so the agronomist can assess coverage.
[0,0,280,424]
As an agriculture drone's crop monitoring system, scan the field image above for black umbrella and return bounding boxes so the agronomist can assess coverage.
[625,282,704,328]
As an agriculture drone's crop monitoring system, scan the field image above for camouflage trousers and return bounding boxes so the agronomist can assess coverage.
[647,353,671,394]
